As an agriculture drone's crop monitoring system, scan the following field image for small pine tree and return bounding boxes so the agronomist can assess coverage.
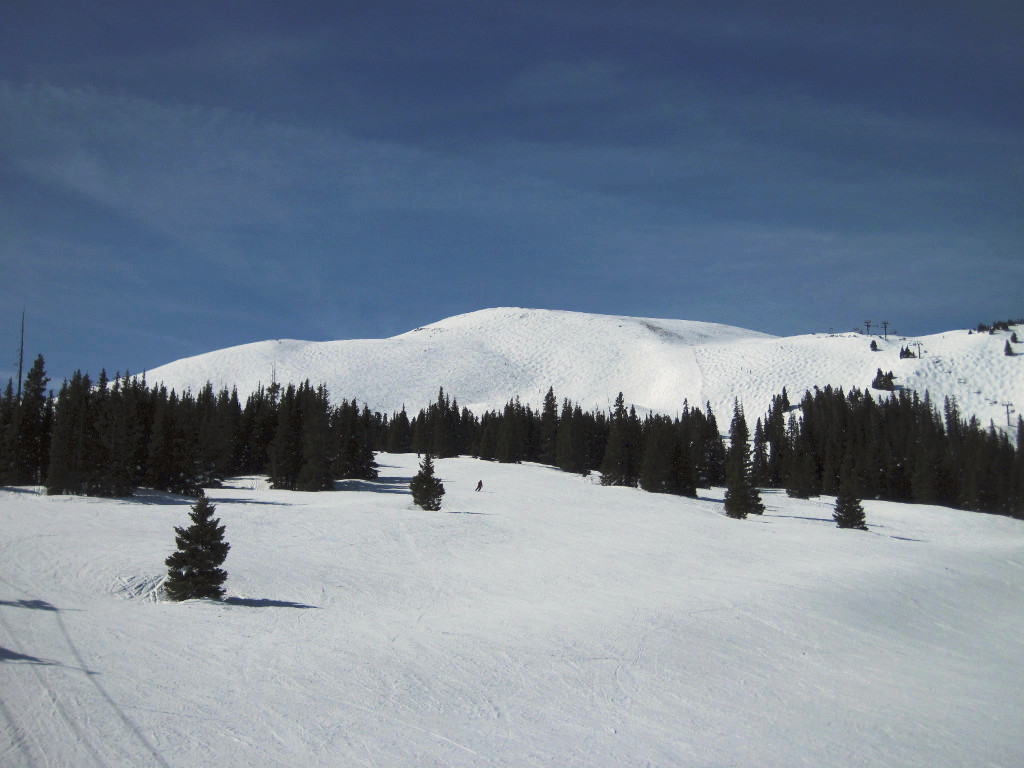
[164,496,230,601]
[410,453,445,511]
[1005,340,1014,357]
[834,461,868,530]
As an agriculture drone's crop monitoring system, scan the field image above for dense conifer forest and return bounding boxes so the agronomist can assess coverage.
[1,357,1021,519]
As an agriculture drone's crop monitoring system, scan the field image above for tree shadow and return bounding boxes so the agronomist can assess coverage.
[223,597,319,609]
[334,477,412,495]
[206,497,293,507]
[769,514,834,523]
[0,646,59,666]
[127,490,206,506]
[0,598,59,611]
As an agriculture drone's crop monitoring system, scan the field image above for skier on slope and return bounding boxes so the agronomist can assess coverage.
[475,480,483,492]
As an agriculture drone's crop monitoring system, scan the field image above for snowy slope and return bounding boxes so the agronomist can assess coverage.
[143,308,1023,435]
[2,455,1023,767]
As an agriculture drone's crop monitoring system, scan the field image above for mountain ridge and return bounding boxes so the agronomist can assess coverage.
[143,307,1023,436]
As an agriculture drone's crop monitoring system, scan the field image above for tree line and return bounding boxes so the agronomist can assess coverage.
[2,356,1021,519]
[0,357,379,496]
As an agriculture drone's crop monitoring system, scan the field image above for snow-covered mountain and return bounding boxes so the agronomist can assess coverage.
[145,307,1023,434]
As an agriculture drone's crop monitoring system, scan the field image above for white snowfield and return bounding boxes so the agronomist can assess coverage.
[143,308,1023,436]
[2,454,1023,767]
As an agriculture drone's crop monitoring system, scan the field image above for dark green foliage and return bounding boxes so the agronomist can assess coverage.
[774,386,1021,518]
[164,496,230,601]
[496,398,530,464]
[268,384,303,489]
[976,318,1024,334]
[538,387,559,465]
[900,346,916,359]
[385,407,413,452]
[871,369,896,391]
[297,384,334,491]
[2,355,52,485]
[639,415,674,493]
[45,372,92,495]
[834,458,868,529]
[698,403,727,487]
[600,393,642,487]
[723,401,764,519]
[332,399,379,480]
[0,380,15,480]
[410,453,445,511]
[555,400,589,474]
[411,389,469,459]
[1005,340,1014,356]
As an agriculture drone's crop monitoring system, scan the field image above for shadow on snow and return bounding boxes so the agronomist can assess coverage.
[224,597,319,609]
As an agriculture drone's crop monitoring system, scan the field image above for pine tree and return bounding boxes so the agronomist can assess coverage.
[538,387,559,465]
[639,415,673,493]
[268,384,302,489]
[600,393,641,486]
[723,401,764,519]
[164,496,230,601]
[834,458,868,529]
[45,372,92,495]
[297,384,334,491]
[3,355,51,485]
[385,406,413,453]
[410,453,445,511]
[871,368,895,391]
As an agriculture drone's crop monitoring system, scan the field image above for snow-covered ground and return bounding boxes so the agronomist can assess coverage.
[143,308,1023,439]
[3,454,1023,767]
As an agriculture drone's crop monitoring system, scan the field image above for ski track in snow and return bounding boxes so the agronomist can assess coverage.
[2,456,1024,767]
[141,308,1023,443]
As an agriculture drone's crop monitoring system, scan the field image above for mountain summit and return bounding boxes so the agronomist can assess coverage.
[144,308,1021,433]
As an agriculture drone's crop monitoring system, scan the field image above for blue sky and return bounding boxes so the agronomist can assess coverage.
[2,1,1022,385]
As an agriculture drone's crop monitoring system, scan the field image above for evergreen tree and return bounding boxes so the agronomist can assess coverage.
[0,379,14,480]
[871,368,895,391]
[667,429,699,497]
[332,398,379,481]
[268,384,303,489]
[385,406,413,453]
[3,355,51,485]
[555,400,587,474]
[410,453,445,511]
[600,393,641,486]
[164,496,230,601]
[723,401,764,518]
[495,398,528,463]
[296,383,333,491]
[638,415,672,493]
[45,372,92,495]
[752,418,769,487]
[698,403,727,486]
[538,387,559,465]
[834,458,868,529]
